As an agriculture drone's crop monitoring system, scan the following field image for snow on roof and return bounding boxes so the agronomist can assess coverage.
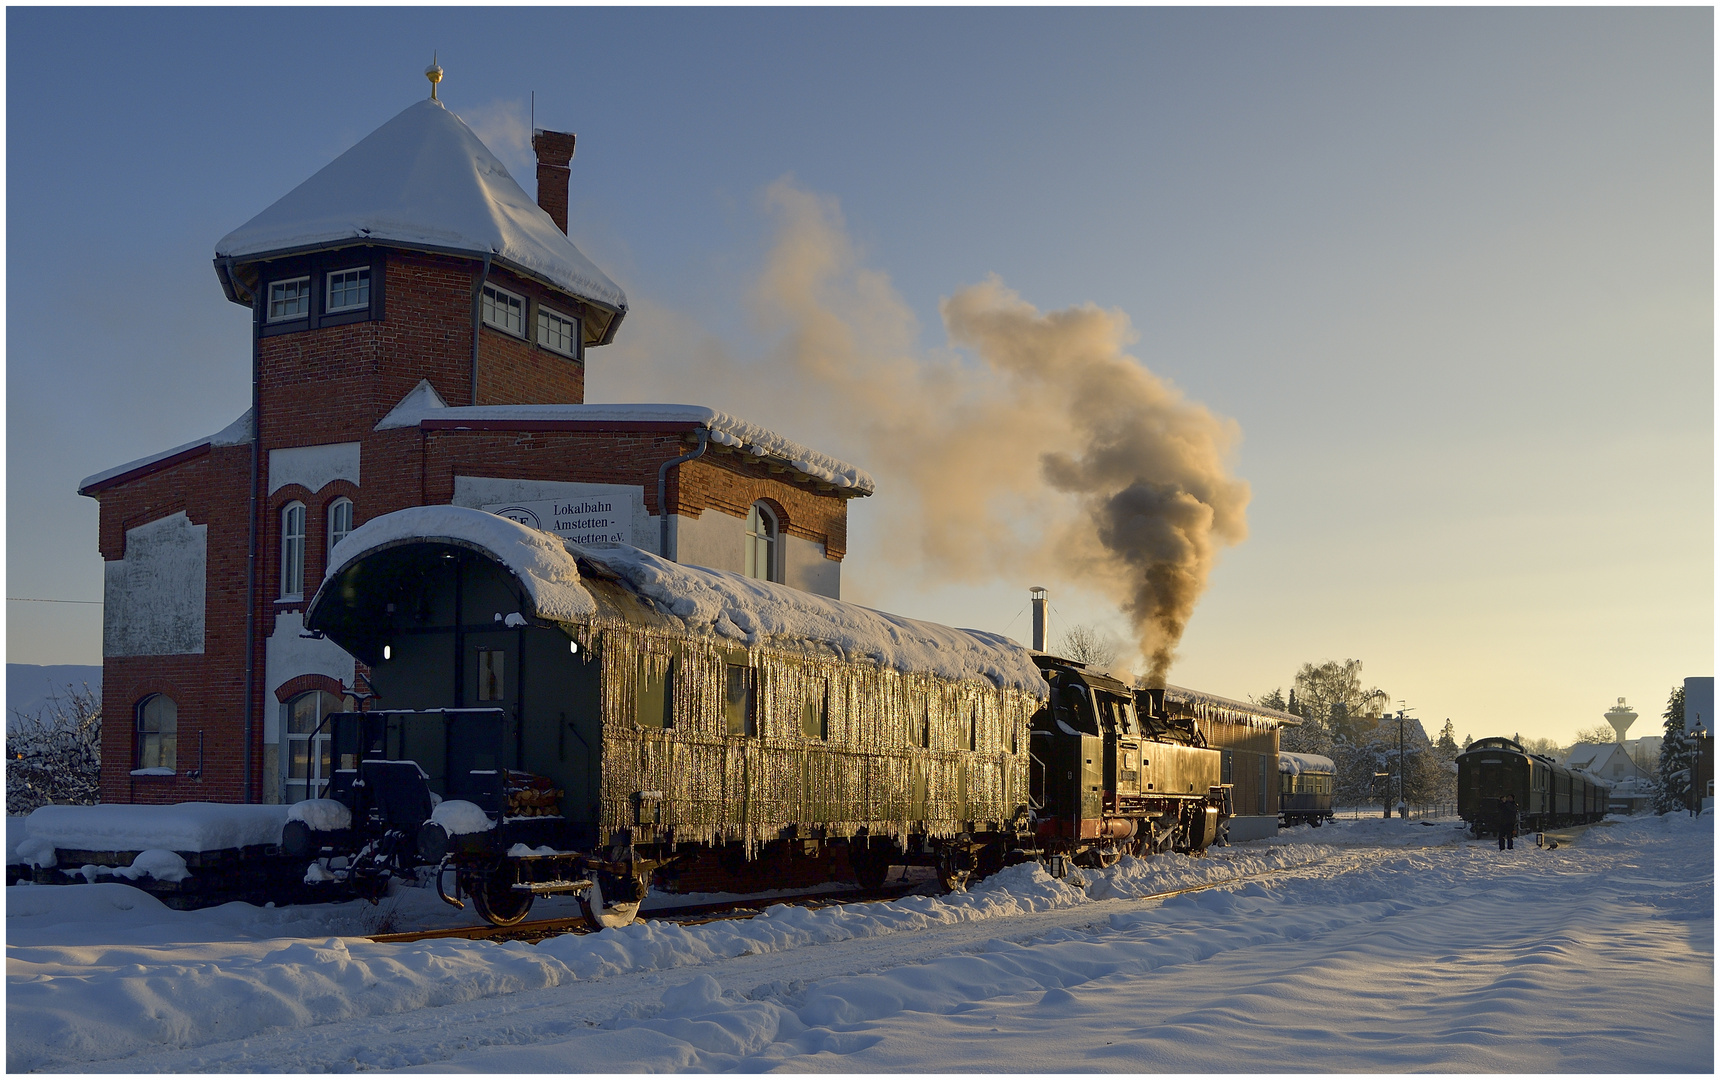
[1160,683,1302,727]
[313,505,1039,694]
[215,99,627,318]
[25,802,289,853]
[375,379,451,430]
[77,408,252,494]
[322,505,596,623]
[385,396,875,494]
[1279,751,1336,774]
[579,544,1045,695]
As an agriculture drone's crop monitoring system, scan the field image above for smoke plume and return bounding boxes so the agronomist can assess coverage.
[598,180,1250,683]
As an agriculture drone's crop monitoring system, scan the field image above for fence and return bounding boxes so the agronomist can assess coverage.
[1333,803,1457,821]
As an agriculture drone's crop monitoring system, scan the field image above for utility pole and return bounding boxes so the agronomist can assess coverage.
[1395,702,1413,818]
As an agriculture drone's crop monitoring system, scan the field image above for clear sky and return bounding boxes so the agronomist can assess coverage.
[6,8,1711,746]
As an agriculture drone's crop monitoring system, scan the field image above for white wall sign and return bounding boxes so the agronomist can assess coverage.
[484,497,632,547]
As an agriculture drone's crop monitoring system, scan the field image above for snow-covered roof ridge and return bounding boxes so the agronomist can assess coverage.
[406,402,875,494]
[375,379,450,430]
[576,544,1044,694]
[320,505,596,623]
[215,99,627,318]
[78,408,252,494]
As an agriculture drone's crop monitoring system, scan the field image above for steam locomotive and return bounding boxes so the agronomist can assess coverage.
[289,505,1234,927]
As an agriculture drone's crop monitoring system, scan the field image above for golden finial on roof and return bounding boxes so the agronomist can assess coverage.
[425,52,444,101]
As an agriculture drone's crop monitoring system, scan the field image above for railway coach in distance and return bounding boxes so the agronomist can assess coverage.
[1457,736,1610,837]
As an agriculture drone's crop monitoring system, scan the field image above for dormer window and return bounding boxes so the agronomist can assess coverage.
[537,305,580,358]
[325,267,370,314]
[268,277,311,322]
[481,284,526,337]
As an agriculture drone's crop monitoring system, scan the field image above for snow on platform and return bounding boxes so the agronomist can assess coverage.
[21,802,290,858]
[6,811,1710,1072]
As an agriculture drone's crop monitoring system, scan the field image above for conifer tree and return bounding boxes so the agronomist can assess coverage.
[1652,685,1692,815]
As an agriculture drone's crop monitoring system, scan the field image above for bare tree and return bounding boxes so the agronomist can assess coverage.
[7,684,101,815]
[1293,660,1389,741]
[1571,724,1618,746]
[1058,624,1118,669]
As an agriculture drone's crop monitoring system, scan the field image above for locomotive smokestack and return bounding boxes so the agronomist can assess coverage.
[1030,586,1048,651]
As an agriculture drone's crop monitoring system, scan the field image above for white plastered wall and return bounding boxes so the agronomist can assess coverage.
[670,510,840,599]
[452,476,655,553]
[104,512,206,657]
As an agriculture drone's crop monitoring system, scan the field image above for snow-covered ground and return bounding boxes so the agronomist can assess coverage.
[7,813,1711,1072]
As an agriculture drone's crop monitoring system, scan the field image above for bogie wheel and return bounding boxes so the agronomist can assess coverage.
[937,847,975,893]
[579,873,644,930]
[468,870,534,927]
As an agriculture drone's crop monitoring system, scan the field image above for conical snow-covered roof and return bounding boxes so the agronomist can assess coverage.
[215,98,626,328]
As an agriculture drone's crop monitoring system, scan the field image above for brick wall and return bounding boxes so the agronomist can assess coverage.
[87,246,854,806]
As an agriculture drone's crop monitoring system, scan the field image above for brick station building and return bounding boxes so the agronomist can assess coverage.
[79,87,872,806]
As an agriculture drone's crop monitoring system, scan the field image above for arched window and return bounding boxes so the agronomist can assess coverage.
[327,497,354,560]
[281,502,306,599]
[283,689,352,803]
[135,694,177,771]
[745,502,779,583]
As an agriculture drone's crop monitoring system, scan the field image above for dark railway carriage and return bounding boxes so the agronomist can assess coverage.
[1457,737,1610,837]
[299,506,1233,926]
[1277,751,1336,827]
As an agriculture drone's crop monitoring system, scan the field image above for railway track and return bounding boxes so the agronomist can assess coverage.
[367,855,1347,945]
[367,881,930,944]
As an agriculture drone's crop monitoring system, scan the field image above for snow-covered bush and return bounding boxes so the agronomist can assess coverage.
[7,684,101,815]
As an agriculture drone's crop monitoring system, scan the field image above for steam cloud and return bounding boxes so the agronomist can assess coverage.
[599,180,1249,683]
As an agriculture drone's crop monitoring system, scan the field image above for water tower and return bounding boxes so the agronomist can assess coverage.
[1604,697,1637,743]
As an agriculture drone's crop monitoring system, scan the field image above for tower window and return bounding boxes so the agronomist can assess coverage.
[481,284,526,337]
[327,498,354,559]
[537,306,580,358]
[745,503,779,583]
[268,277,311,322]
[325,267,370,313]
[281,502,306,599]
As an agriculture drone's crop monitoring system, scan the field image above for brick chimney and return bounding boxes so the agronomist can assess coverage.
[531,129,578,234]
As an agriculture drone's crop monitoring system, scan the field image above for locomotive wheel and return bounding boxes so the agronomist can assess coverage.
[579,873,644,930]
[468,870,534,927]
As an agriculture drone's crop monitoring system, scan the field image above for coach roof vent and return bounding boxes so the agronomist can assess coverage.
[212,92,628,344]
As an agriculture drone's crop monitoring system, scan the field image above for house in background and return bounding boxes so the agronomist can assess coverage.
[1565,741,1654,813]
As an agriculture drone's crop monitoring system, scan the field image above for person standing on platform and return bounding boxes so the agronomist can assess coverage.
[1496,793,1519,851]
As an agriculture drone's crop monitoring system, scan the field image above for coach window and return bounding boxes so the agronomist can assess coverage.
[745,503,779,583]
[284,690,351,803]
[280,502,306,600]
[268,276,311,322]
[801,678,828,740]
[327,498,354,560]
[481,283,526,337]
[134,694,177,772]
[724,665,756,737]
